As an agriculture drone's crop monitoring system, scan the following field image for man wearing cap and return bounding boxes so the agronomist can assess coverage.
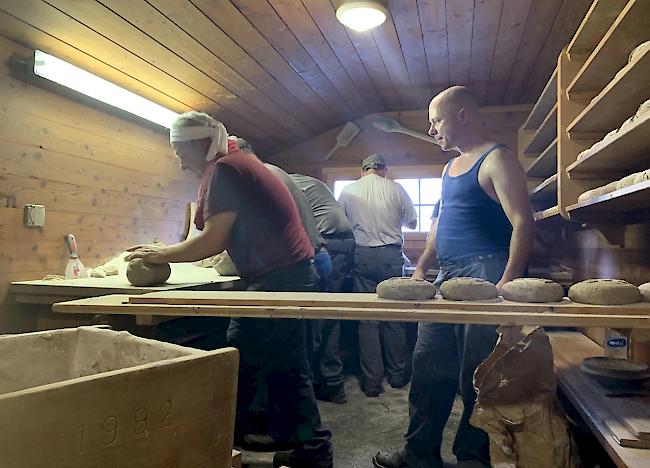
[338,154,417,397]
[291,173,356,404]
[126,111,333,468]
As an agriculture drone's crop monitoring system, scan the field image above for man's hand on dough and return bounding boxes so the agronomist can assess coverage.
[411,270,425,281]
[125,244,167,263]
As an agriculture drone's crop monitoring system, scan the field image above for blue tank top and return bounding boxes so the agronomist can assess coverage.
[436,144,512,262]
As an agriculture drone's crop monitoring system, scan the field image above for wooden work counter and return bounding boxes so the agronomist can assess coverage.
[550,332,650,468]
[12,264,240,328]
[52,291,650,328]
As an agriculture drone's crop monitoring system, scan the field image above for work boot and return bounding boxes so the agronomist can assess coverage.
[314,383,347,404]
[273,450,333,468]
[373,448,441,468]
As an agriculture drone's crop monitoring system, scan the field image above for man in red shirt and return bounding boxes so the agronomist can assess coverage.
[127,111,333,468]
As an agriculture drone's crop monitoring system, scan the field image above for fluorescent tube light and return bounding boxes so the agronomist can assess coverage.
[33,50,178,128]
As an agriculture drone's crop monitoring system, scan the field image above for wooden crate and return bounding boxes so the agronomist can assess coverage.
[0,326,239,468]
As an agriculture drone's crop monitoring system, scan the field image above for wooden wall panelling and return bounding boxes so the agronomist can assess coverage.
[270,106,529,175]
[144,0,330,135]
[484,0,532,105]
[0,0,281,151]
[468,0,503,104]
[44,0,302,145]
[229,0,356,120]
[445,0,474,87]
[388,0,432,105]
[502,0,564,104]
[299,0,384,112]
[193,0,343,126]
[417,0,450,93]
[0,37,191,333]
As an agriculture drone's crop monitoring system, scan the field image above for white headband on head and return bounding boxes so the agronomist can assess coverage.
[169,123,229,161]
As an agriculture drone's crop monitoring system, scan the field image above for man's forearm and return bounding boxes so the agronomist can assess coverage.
[161,233,225,263]
[500,221,533,284]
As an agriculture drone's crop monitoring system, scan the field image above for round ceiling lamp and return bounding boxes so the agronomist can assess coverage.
[336,1,388,32]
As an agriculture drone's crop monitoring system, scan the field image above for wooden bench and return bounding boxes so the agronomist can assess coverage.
[549,331,650,468]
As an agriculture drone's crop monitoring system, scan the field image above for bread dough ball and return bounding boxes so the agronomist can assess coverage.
[377,277,437,300]
[636,98,650,118]
[568,279,642,305]
[501,278,564,303]
[440,277,498,301]
[629,40,650,63]
[126,258,171,286]
[640,282,650,302]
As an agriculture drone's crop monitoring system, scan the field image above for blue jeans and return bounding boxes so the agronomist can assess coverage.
[404,253,507,465]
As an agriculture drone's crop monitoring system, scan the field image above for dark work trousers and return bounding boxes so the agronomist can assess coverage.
[404,253,507,466]
[226,261,333,466]
[311,237,355,390]
[353,245,408,390]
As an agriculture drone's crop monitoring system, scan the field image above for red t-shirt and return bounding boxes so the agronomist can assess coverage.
[203,143,314,279]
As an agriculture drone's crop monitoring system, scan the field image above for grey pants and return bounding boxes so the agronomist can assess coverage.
[353,245,408,390]
[404,253,507,466]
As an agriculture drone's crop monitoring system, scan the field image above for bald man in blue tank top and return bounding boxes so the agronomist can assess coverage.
[373,87,534,468]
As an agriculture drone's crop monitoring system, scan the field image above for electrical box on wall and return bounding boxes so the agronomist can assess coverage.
[24,204,45,227]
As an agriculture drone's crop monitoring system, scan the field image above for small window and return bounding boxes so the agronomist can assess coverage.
[333,180,355,199]
[395,178,442,232]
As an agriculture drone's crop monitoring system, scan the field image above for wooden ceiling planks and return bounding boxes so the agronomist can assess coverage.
[0,0,593,156]
[484,0,532,105]
[418,0,450,93]
[502,0,565,104]
[523,0,594,103]
[301,0,384,112]
[469,0,504,104]
[445,0,474,86]
[389,0,432,107]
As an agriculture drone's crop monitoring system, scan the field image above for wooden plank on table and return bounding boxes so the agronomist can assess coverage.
[126,290,650,315]
[54,294,650,329]
[469,0,503,104]
[485,0,532,105]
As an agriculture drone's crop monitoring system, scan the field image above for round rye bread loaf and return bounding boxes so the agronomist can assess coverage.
[126,258,171,286]
[501,278,564,303]
[440,277,498,301]
[377,277,437,300]
[640,282,650,302]
[568,279,642,305]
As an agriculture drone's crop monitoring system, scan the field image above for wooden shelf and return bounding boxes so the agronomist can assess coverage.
[567,112,650,177]
[522,70,557,131]
[523,104,557,154]
[567,0,628,59]
[567,45,650,136]
[567,0,650,99]
[530,174,558,201]
[527,139,557,178]
[534,205,560,222]
[567,180,650,217]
